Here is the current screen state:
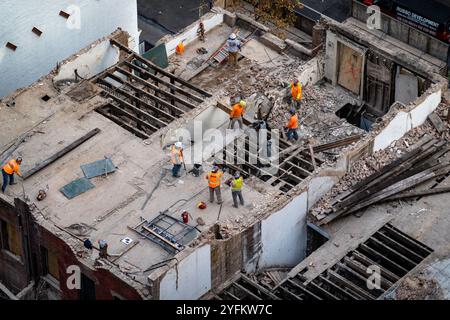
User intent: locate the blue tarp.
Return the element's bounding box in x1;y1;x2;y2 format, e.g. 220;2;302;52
60;178;95;199
81;158;116;179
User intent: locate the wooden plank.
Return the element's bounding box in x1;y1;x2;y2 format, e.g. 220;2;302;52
107;102;160;132
23;128;100;179
381;186;450;203
142;225;180;251
312;135;362;153
428;112;446;133
287;279;322;300
342;163;450;217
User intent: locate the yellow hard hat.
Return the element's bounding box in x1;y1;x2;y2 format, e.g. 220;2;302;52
240;100;246;108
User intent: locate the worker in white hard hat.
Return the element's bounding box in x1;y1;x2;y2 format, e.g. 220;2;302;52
171;141;184;177
226;32;241;65
229;100;246;129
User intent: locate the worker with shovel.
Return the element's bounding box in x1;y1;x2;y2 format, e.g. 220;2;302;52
206;165;223;204
2;157;23;194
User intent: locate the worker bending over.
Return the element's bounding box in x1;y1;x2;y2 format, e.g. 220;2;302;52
229;100;246;129
286;109;299;142
206;166;223;204
231;171;244;208
291;79;302;109
226;33;241;65
2;157;23;193
171;142;184;177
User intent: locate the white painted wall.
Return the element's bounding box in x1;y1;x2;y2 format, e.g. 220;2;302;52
159;245;211;300
0;0;139;98
373;89;442;151
54;40;120;81
162;12;224;57
259;192;308;268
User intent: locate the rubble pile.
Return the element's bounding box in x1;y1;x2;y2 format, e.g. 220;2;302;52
309;121;441;218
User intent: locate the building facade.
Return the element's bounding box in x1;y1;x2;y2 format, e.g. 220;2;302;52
0;0;139;98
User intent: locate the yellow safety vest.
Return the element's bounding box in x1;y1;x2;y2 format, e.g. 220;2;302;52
231;177;243;191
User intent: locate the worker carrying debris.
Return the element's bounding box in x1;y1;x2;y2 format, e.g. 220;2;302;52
291;79;302;109
2;157;23;193
226;33;241;65
286;109;299;141
171;142;184;177
231;171;245;208
206;165;223;204
229;100;246;129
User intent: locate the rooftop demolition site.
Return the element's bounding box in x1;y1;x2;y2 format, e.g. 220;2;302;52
1;4;450;300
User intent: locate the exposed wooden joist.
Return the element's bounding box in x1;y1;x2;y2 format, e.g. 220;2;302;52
98;80;168;128
123;61;205;103
115;66;197;111
107;102;160;132
97;107;150;139
102;73;180;119
130;53;212;97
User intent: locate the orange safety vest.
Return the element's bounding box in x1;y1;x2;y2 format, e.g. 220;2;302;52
286;114;298;129
291;82;302;101
207;171;222;188
2;159;20;175
176;42;185;55
230;103;244;119
171;146;183;165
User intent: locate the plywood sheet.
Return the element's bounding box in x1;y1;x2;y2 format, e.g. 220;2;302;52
338;44;363;94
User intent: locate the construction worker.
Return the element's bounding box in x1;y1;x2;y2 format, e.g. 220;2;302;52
226;33;241;65
2;157;22;193
291;79;302;109
229;100;246;129
175;41;185;55
231;171;244;208
171;142;184;177
286;109;299;142
206;165;223;204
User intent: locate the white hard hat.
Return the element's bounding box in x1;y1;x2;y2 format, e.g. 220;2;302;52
175;141;183;149
230;33;237;40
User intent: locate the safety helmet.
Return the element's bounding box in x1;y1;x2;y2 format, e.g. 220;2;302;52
239;100;246;108
290;108;296;115
197;201;207;209
175;141;183;149
230;33;237;40
212;165;219;172
16;156;23;162
234;171;241;178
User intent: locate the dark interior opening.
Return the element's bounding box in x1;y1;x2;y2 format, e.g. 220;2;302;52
41;95;51;102
335;103;379;132
306;222;329;257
